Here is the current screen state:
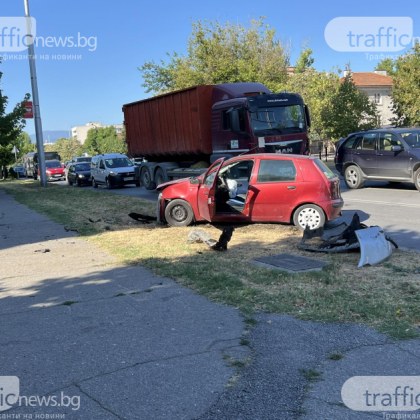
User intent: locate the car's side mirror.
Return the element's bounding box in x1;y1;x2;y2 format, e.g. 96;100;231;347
392;145;402;152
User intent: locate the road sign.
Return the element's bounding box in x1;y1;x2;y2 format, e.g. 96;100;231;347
23;101;33;119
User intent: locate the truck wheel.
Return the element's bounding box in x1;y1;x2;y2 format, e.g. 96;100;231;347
344;165;364;189
293;204;325;230
155;167;167;187
414;168;420;192
164;199;194;227
92;178;98;188
140;167;156;190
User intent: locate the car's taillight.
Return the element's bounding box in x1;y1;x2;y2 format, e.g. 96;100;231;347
330;179;341;199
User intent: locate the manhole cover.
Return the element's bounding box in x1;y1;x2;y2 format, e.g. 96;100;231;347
252;253;328;273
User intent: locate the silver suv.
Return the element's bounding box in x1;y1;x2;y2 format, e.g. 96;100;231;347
91;153;139;189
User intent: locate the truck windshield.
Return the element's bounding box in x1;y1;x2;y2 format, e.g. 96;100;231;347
250;105;305;136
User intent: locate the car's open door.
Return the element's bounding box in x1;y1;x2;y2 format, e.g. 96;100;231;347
197;158;224;222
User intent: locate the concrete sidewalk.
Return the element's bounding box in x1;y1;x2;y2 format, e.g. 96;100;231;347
0;189;246;419
1;188;420;419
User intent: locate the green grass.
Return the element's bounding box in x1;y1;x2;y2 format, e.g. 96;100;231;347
1;180;419;339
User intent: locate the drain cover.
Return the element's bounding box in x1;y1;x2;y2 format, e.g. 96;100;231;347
253;253;328;273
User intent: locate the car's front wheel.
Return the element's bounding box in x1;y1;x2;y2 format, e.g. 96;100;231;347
92;178;98;188
344;165;364;189
164;199;194;227
414;168;420;192
293;204;325;230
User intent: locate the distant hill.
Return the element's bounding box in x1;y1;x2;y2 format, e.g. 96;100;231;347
30;130;70;143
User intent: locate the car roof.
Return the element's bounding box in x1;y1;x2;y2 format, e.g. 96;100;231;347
226;153;315;162
346;127;420;137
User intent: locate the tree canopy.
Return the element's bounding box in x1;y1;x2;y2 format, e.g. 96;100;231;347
391;43;420;126
0;64;30;168
83;126;127;156
140;18;290;94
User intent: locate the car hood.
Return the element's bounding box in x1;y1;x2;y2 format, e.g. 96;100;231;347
47;168;64;173
156;177;192;191
107;167;135;174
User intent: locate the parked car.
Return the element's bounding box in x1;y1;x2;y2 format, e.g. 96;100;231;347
90;153;139;188
39;160;65;181
67;162;91;186
335;128;420;191
65;156;92;180
156;153;343;230
12;165;25;178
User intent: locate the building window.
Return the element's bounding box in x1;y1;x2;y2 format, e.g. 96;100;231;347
374;93;382;104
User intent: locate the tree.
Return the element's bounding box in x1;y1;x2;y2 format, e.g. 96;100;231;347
391;43;420;126
140;18;290;94
0;64;30;170
15;132;35;159
285;69;340;140
83;126;126;155
294;48;314;73
321;72;379;139
52;137;83;162
374;58;396;76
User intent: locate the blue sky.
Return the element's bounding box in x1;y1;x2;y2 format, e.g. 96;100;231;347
1;0;418;135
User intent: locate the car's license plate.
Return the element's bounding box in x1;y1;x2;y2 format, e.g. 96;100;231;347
124;177;134;181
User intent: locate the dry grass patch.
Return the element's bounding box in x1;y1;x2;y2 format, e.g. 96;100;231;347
2;180;419;338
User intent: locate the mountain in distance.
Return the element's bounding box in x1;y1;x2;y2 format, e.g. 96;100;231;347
30;130;71;143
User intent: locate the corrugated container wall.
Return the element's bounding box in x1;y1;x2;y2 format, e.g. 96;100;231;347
123;85;214;158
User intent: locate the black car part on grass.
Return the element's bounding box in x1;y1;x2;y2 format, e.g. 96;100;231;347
298;212;398;256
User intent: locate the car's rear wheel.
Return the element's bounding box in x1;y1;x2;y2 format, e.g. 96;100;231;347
92;178;98;188
164;199;194;227
293;204;325;230
414;168;420;192
344;165;364;189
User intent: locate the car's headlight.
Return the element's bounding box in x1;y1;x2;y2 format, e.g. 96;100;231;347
78;174;85;178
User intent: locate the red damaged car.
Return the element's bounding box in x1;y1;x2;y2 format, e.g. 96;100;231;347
157;154;343;230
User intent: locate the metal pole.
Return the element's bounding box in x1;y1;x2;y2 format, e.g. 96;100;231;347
24;0;47;187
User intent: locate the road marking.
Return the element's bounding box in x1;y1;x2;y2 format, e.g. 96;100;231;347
344;198;420;209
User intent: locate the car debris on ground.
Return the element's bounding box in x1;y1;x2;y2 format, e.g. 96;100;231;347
298;212;398;267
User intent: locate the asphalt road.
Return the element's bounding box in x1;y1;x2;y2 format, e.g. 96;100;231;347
54;178;420;251
339;179;420;251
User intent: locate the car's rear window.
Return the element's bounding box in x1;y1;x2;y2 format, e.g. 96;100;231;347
314;159;336;179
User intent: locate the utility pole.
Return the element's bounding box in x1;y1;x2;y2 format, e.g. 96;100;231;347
24;0;47;187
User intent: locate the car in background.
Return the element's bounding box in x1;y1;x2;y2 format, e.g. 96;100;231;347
335;128;420;191
39;160;65;182
12;164;25;178
157;153;343;230
67;162;91;186
90;153;139;188
65;156;92;179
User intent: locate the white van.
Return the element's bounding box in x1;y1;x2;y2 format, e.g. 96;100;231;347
91;153;139;188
